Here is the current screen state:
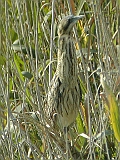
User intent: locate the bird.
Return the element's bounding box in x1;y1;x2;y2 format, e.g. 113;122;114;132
46;15;84;132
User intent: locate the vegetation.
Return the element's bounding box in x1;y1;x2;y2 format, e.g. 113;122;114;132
0;0;120;159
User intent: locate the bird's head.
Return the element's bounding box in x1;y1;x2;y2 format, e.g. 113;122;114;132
58;15;84;37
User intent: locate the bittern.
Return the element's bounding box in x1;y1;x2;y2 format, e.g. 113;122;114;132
47;15;84;131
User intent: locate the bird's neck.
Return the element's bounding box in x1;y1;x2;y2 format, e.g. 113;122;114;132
56;35;77;82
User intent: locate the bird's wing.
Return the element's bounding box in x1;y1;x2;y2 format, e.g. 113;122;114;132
47;74;62;115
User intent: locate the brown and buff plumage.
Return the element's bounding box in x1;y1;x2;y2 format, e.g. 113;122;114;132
47;15;84;131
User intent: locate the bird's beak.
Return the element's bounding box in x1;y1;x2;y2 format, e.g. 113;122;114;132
74;15;85;20
71;15;85;24
68;15;85;29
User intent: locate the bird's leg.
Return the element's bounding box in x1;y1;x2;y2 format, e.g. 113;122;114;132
64;127;74;159
64;127;69;160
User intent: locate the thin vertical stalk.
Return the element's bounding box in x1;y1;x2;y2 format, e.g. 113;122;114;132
49;0;55;84
5;0;13;159
92;0;110;159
